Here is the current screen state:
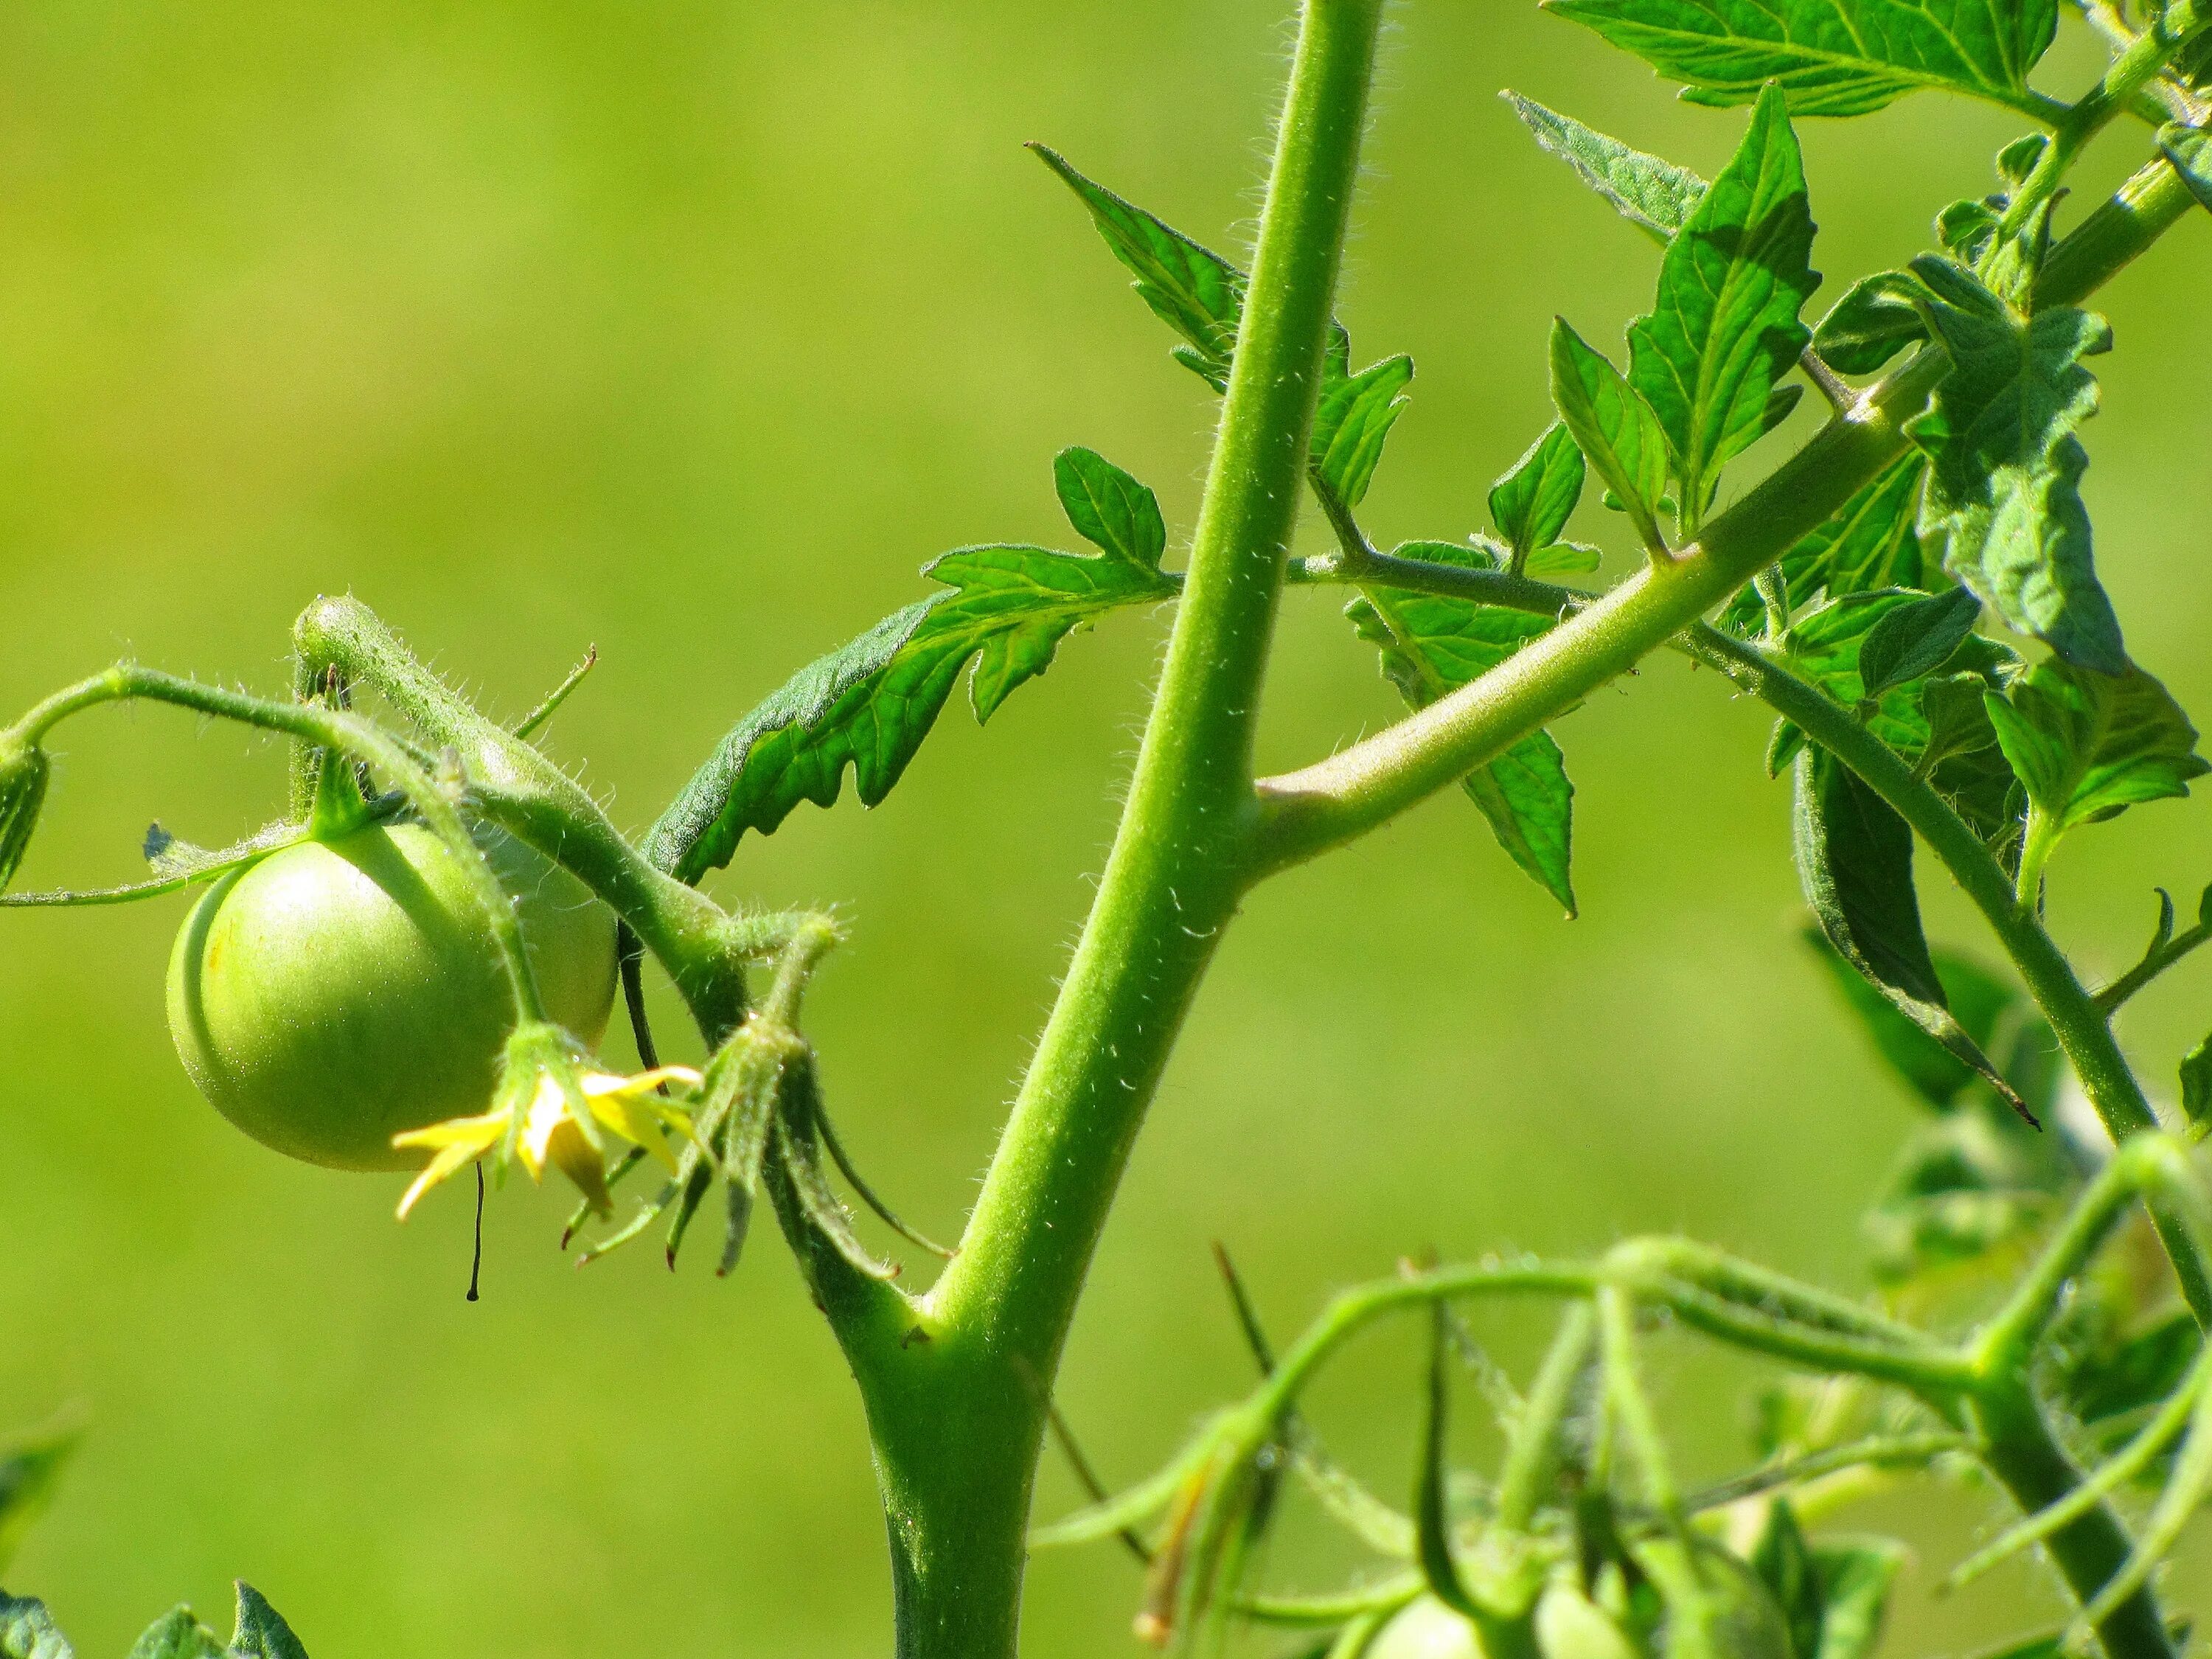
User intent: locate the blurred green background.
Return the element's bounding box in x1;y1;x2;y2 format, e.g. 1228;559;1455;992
2;1;2209;1652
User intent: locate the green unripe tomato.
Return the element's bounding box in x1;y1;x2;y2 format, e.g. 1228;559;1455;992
1368;1584;1641;1659
167;821;618;1172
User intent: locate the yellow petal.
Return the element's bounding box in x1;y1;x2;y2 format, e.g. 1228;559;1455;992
587;1091;681;1172
542;1116;613;1215
396;1141;481;1220
392;1109;509;1154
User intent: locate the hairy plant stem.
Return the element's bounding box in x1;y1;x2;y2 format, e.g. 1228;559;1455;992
846;6;1388;1653
10;665;551;1027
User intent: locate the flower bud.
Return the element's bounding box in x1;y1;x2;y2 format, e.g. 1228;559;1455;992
0;735;51;893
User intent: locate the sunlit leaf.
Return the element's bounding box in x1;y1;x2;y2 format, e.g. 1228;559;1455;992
1053;446;1167;568
1551;319;1671;554
1502;93;1708;240
1313;355;1416;509
1857;585;1982;700
1488;422;1587;564
1902;257;2125;674
0;1596;71;1659
1348;546;1576;913
1544;0;2059;117
1813;271;1927;377
125;1612;226;1659
1627;84;1820;526
649;535;1175;880
1985;658;2209;838
229;1586;310;1659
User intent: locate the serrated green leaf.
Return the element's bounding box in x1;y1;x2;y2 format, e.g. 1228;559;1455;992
1721;453;1927;636
1986;658;2209;838
1502;92;1709;240
1794;749;2026;1119
1544;0;2059;118
1313;355;1415;509
1489;423;1587;563
0;1425;77;1576
648;541;1175;880
229;1587;309;1659
1031;143;1242;387
1627;84;1820;528
0;1596;71;1659
1902;257;2126;673
1857;585;1982;700
1053;446;1166;569
1773;588;2016;771
2158;123;2212;215
1813;271;1927;376
1551;319;1671;555
125;1611;226;1659
1348;554;1576;913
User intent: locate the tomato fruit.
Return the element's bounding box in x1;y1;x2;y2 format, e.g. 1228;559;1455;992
167;821;618;1172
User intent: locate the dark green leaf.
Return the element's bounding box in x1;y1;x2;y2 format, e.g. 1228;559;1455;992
229;1587;310;1659
1986;658;2209;838
1550;319;1670;554
649;542;1175;880
1750;1500;1820;1659
1312;355;1415;509
1348;555;1576;913
0;1425;76;1575
1857;585;1982;700
1031;144;1242;387
2157;123;2212;215
1488;423;1587;563
1935;196;2003;262
1501;92;1708;239
1771;588;2016;773
0;1596;71;1659
1902;257;2125;673
1812;933;2056;1118
125;1611;226;1659
1721;454;1926;636
1809;1539;1906;1659
1794;750;2027;1119
1813;271;1927;376
1544;0;2060;117
1054;447;1167;568
1627;84;1820;526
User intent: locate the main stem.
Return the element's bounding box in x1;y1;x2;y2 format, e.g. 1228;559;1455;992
856;7;1385;1655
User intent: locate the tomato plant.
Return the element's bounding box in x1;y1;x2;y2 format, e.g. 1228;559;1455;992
5;1;2212;1655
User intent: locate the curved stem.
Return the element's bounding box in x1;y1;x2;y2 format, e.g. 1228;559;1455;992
16;665;550;1027
1680;625;2212;1325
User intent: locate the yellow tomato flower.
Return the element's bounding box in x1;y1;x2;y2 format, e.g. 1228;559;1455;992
392;1020;700;1220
